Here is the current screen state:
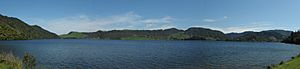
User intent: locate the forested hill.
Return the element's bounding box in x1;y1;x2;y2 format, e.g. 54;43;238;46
0;14;59;40
282;31;300;44
61;27;227;40
226;30;292;42
61;27;293;42
61;27;292;42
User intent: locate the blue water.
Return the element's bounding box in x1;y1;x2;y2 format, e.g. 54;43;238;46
0;39;299;69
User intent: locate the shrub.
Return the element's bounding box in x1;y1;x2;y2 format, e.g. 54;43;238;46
267;66;272;69
23;52;36;69
0;52;23;69
297;53;300;57
0;52;38;69
279;61;284;65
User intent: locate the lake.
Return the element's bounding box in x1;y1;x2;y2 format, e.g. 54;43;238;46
0;39;299;69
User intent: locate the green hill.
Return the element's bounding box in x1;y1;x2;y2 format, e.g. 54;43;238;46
184;27;227;40
226;30;292;42
282;31;300;44
0;14;59;40
60;32;87;39
61;27;228;40
61;27;293;42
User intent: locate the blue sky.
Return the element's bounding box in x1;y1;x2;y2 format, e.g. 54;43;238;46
0;0;299;34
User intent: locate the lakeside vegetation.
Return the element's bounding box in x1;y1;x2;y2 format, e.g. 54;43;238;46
282;31;300;44
0;52;36;69
270;53;300;69
270;31;300;69
120;36;158;40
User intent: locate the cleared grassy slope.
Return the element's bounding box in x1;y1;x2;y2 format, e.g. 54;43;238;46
60;32;87;39
0;63;11;69
273;57;300;69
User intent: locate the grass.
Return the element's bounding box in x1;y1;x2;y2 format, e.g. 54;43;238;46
271;54;300;69
0;52;22;69
0;63;11;69
60;32;87;39
0;52;36;69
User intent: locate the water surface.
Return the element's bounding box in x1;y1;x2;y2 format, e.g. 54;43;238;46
0;39;299;69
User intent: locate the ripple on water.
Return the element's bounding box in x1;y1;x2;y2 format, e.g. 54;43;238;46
0;40;300;69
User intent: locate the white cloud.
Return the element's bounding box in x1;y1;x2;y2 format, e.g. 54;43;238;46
37;12;175;34
202;19;216;22
223;16;229;19
202;16;229;23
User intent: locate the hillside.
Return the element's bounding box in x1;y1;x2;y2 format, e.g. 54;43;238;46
226;30;292;42
60;32;87;39
61;27;292;42
60;27;227;40
0;14;59;40
282;31;300;44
